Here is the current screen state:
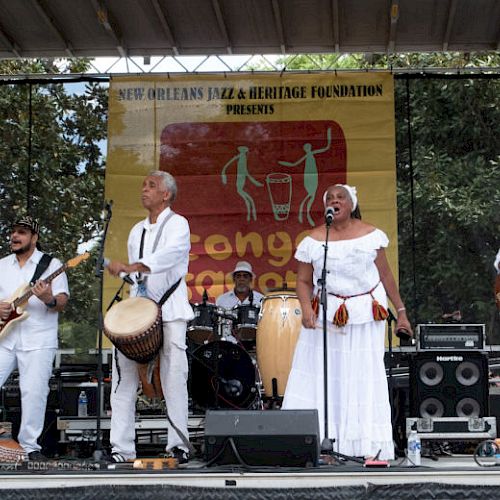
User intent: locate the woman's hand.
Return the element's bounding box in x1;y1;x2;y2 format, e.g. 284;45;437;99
396;310;413;337
301;303;317;329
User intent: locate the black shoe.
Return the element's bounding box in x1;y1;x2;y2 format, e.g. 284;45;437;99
167;447;189;465
28;451;47;461
110;452;129;463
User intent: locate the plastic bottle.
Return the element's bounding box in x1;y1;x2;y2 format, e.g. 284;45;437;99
78;390;88;417
407;430;421;466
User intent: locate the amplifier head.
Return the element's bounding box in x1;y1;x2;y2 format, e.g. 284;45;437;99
416;324;485;351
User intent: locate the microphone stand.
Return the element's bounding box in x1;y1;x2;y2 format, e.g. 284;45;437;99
93;200;113;460
386;308;396;430
319;215;333;454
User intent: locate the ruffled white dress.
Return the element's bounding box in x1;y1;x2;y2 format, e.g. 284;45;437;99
282;229;394;460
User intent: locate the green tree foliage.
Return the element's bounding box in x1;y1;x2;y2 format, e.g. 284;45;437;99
396;76;499;326
270;52;500;329
0;59;107;352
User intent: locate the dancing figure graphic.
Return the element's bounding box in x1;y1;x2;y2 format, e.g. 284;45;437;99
278;127;332;226
221;146;263;221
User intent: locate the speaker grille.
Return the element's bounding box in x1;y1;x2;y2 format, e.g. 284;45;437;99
419;361;444;386
456;397;481;418
419;397;445;418
410;351;488;418
456;361;480;386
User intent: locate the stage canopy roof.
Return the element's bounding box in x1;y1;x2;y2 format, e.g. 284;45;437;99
0;0;498;59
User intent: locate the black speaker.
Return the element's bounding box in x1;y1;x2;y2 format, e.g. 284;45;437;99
204;410;320;467
410;351;489;418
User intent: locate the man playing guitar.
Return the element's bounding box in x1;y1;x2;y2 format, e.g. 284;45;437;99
0;216;69;460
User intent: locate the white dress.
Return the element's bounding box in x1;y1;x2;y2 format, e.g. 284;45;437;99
282;229;394;460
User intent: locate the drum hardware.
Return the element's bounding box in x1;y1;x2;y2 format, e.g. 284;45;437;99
189;341;259;410
233;304;260;348
188;303;241;345
187;302;218;344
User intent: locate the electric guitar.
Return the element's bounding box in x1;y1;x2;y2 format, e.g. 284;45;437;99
0;252;90;340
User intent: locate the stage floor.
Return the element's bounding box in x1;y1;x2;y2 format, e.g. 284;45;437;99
1;455;500;490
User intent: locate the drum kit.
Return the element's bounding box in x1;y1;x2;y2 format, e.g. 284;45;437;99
103;289;303;413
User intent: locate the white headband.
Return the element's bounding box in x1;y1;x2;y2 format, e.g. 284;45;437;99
322;184;358;212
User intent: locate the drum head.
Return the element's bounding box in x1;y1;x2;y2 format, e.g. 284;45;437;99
190;341;256;410
104;297;159;336
234;304;259;343
187;303;218;344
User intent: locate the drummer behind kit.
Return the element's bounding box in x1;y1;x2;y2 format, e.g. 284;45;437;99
187;288;303;410
187;290;260;347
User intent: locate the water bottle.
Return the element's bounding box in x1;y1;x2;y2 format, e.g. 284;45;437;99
407;430;421;466
78;390;88;417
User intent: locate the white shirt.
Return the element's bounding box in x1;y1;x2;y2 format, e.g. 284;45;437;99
295;229;389;325
216;289;264;310
495;249;500;273
127;207;194;322
0;249;69;350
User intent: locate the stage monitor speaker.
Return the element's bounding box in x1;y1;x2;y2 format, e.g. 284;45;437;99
409;351;489;418
204;409;320;467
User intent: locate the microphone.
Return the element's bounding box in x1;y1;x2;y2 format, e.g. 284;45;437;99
101;200;113;221
103;258;134;285
202;289;208;304
248;289;254;306
325;207;335;226
396;328;412;341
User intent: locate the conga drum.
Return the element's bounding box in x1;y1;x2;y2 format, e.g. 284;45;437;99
104;297;163;364
256;290;302;397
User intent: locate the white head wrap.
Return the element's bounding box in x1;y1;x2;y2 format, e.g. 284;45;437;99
322;184;358;212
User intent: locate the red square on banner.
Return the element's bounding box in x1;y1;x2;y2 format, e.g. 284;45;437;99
160;120;346;299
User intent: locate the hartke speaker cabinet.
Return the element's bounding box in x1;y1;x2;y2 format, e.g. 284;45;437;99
409;351;489;418
204;410;320;467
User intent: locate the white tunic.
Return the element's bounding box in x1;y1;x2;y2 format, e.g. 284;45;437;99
282;229;394;460
127;207;194;322
0;249;69;350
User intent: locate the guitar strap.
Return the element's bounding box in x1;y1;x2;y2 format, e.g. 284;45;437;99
30;254;53;285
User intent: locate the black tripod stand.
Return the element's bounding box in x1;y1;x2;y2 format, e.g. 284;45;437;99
92;200;113;461
317;210;364;465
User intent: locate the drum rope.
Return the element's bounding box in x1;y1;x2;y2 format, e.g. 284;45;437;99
136;210;175;287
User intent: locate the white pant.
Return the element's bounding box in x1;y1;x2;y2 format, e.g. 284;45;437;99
110;320;189;460
0;346;56;454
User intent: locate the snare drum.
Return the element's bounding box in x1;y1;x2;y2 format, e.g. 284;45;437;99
104;297;162;364
187;303;218;344
256;290;302;397
190;341;257;409
234;304;260;343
